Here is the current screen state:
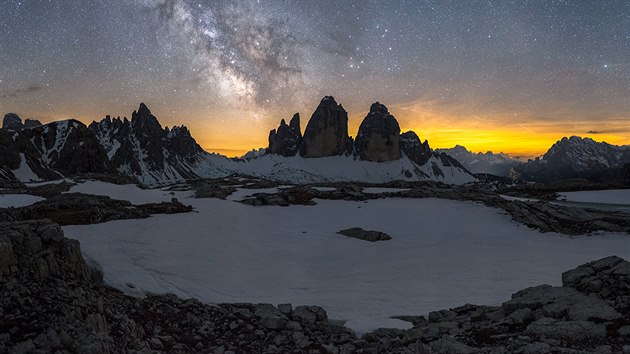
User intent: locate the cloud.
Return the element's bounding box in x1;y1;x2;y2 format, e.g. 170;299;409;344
0;85;43;98
142;0;307;107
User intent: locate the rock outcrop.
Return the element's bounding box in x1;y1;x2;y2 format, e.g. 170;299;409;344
519;136;630;183
1;114;41;130
337;227;392;242
354;102;401;162
2;221;629;353
299;96;351;158
0;193;192;225
23;119;42;128
0;120;110;180
267;113;302;156
400;131;432;165
0;220;358;353
2;113;23;130
88;103;209;184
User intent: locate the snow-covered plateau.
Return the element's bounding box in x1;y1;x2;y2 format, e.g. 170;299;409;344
62;182;630;333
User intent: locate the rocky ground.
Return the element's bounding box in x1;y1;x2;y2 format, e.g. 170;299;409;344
188;177;630;235
1;219;630;353
0;193;192;226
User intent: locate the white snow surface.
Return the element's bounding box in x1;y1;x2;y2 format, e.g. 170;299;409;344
558;189;630;205
63;182;630;333
0;194;45;208
66;181;192;204
12;153;42;182
224;154;475;185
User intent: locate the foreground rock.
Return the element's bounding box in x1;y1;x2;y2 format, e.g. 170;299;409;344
338;227;392;242
0;220;359;353
0;193;192;225
1;220;630;353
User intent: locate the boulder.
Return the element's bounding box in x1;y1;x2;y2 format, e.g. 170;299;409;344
337;227;392;242
299;96;351;158
502;284;621;322
354;102;401;162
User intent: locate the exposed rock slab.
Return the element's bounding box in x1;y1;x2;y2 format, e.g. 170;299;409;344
337;227;392;242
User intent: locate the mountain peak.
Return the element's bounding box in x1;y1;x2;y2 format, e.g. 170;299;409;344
131;103;162;130
369;102;389;114
2;113;23;130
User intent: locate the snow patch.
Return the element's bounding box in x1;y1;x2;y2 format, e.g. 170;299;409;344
0;194;45;208
11;153;41;182
63;194;630;333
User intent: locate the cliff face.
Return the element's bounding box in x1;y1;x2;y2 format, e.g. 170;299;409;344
299;96;351;158
354;102;401;162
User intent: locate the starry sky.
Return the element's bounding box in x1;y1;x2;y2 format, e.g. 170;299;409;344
1;0;629;157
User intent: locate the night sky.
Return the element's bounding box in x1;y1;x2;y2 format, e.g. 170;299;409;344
1;0;629;157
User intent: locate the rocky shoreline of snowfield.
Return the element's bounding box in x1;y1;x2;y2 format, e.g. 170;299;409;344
179;176;630;235
1;219;630;353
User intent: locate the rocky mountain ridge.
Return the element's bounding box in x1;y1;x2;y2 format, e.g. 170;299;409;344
518;136;630;183
436;145;522;177
4;102;628;186
88;103;210;184
1;99;475;185
262;97;473;183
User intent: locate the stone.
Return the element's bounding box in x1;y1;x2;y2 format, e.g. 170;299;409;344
507;307;534;325
429;335;476;354
149;337;163;350
293;306;327;324
354;102;401;162
278;303;293;315
337;227;392;242
254;303;287;329
428;309;457;323
525;318;607;339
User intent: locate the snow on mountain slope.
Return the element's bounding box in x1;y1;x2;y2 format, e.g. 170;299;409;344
0;193;45;208
63;188;630;333
519;136;630;182
88;104;234;185
436;145;521;176
226;153;475;185
11;153;42;182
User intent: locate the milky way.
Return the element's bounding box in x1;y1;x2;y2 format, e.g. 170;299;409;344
1;0;629;155
143;0;307;106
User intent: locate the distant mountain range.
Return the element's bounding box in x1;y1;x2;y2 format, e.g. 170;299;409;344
435;146;522;177
2;99;628;186
437;137;630;184
517;136;630;183
0;97;474;185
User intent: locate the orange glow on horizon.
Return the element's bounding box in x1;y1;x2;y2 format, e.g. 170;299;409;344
28;101;629;159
